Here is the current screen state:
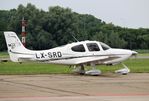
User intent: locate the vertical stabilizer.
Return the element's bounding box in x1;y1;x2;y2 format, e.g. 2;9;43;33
4;31;28;62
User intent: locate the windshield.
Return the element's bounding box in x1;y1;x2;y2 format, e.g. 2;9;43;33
100;42;111;50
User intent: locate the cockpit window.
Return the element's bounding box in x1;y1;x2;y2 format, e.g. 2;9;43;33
87;43;100;51
71;44;85;52
100;42;111;50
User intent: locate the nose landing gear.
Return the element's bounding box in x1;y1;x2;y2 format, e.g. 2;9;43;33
115;63;130;75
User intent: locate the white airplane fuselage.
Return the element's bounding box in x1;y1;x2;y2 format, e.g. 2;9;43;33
4;32;137;75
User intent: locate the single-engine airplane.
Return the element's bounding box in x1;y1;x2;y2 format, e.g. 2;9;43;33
4;31;137;75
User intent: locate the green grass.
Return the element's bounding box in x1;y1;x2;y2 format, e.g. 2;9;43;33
138;53;149;56
0;58;149;75
0;51;149;75
98;58;149;73
0;62;70;75
0;52;8;58
134;49;149;53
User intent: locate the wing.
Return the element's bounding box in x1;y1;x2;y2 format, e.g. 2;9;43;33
47;55;119;65
74;55;120;65
74;56;109;64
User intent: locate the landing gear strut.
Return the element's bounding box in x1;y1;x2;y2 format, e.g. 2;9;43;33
72;65;85;75
79;65;85;75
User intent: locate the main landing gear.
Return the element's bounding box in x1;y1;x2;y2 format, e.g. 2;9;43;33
73;63;101;76
85;63;101;76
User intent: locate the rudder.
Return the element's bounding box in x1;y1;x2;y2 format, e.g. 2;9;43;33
4;31;27;62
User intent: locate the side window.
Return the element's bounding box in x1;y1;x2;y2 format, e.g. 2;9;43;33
87;43;100;51
71;44;85;52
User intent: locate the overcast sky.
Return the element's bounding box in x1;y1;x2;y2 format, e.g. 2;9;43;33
0;0;149;28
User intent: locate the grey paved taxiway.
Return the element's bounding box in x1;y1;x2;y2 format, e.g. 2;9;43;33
0;73;149;101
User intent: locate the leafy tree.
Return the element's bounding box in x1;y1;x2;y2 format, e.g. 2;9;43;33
0;3;149;51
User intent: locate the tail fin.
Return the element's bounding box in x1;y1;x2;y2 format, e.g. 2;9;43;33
4;31;28;62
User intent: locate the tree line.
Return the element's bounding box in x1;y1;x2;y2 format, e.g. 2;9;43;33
0;3;149;51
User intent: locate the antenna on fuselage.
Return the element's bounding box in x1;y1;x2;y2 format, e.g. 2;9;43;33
70;33;79;42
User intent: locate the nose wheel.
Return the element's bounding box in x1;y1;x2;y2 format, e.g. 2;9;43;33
115;63;130;75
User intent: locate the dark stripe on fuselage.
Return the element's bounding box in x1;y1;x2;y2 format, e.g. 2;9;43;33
9;50;127;61
9;50;34;55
